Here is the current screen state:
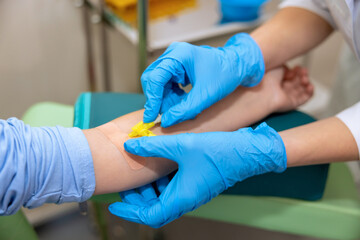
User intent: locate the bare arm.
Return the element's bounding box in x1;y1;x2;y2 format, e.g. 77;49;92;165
249;9;359;167
85;83;273;195
281;117;359;167
251;7;334;70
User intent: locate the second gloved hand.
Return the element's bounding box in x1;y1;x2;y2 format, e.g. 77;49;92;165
109;123;287;228
141;33;265;127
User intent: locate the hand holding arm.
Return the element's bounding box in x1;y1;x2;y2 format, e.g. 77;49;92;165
141;7;332;127
109;123;286;228
141;33;265;127
88;66;312;195
112;104;360;228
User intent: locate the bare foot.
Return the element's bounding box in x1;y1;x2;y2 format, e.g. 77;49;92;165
262;66;314;112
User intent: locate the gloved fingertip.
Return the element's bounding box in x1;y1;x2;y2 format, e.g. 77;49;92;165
143;116;152;124
124;139;138;154
108;203;115;209
160;120;170;128
108;202;123;214
143;109;157;123
139;185;157;202
160;113;177;128
157;177;170;193
118;192;126;200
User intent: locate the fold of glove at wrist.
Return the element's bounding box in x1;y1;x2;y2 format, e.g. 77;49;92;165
109;123;286;228
223;33;265;87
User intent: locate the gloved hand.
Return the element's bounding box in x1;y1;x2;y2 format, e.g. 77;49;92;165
117;176;170;211
108;123;286;228
141;33;265;127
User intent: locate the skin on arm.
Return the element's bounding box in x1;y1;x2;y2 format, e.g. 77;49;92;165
251;7;334;70
281;117;359;167
83;67;313;195
249;8;357;165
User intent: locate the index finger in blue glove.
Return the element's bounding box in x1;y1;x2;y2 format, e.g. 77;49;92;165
109;202;146;225
124;136;181;163
159;82;186;114
138;184;157;203
119;182;158;207
119;190;147;206
142;59;185;123
118;177;169;210
156;176;169;194
161;88;203;127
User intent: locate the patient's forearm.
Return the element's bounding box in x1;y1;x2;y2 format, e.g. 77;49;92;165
280;117;359;167
251;7;333;70
122;85;274;135
84;80;277;195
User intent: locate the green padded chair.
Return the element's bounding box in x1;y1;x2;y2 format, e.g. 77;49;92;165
20;101;360;240
0;211;38;240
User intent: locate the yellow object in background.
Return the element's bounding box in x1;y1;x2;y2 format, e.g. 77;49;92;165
105;0;197;27
128;121;157;138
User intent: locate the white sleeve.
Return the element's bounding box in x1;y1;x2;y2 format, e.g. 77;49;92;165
279;0;337;29
336;101;360;158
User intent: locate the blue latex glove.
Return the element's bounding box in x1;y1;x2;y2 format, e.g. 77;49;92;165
109;123;286;228
141;33;265;127
118;177;170;209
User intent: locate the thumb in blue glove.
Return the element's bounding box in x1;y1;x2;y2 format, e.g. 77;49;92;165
141;33;265;127
108;123;286;228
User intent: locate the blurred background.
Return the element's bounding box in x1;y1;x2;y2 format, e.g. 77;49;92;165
1;0;359;239
0;0;348;119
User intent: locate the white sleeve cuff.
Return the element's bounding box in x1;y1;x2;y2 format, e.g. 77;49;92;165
279;0;337;29
336;101;360;159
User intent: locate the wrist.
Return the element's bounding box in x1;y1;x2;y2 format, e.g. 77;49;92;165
229;124;287;185
249;123;287;174
244;76;281;114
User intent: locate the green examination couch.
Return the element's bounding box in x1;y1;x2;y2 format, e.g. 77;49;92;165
1;92;360;240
